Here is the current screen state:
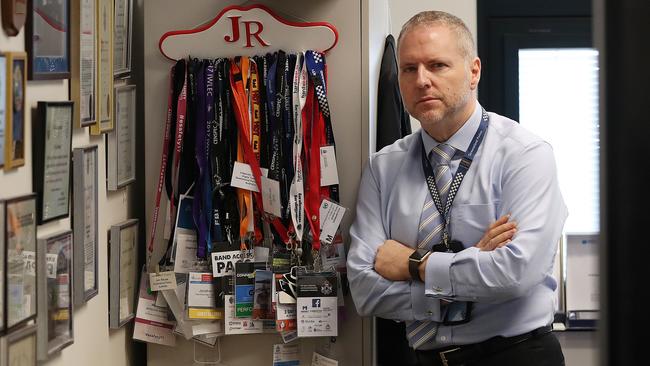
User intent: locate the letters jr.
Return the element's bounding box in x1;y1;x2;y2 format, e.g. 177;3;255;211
225;16;270;48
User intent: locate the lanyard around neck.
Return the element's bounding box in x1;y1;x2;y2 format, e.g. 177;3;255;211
420;109;489;247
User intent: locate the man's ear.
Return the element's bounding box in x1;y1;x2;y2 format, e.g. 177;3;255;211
470;57;481;90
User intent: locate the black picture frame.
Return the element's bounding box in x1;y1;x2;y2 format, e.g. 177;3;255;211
26;0;71;80
72;145;99;305
32;101;74;224
37;229;74;360
108;218;138;329
3;193;38;333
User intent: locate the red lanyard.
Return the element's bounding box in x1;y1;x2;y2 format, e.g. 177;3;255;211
146;67;175;259
230;58;291;246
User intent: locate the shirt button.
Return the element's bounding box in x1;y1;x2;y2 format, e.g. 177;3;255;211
440;336;447;342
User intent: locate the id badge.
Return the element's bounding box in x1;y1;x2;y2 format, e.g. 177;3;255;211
431;239;474;325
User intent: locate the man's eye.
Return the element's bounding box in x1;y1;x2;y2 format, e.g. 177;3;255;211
432;63;447;69
402;67;416;73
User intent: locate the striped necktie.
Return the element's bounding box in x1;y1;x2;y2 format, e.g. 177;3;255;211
406;143;456;349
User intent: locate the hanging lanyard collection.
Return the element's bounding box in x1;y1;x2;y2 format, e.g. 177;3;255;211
146;51;340;272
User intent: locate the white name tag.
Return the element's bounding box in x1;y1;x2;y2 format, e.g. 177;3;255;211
231;161;260;192
312;352;339;366
210;250;254;277
319;199;346;245
149;271;178;291
320;146;339;187
262;176;282;217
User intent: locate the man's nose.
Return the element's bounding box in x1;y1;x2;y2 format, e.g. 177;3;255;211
415;65;431;89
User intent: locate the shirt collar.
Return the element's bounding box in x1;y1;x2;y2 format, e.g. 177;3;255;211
420;100;482;157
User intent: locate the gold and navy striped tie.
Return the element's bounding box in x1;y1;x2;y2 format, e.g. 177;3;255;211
406;143;455;350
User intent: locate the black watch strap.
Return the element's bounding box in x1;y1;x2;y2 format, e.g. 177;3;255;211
409;249;429;282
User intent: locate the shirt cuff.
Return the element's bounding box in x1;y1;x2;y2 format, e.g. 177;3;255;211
424;251;455;298
411;281;443;321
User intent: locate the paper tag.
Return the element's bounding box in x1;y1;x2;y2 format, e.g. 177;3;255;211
254;246;270;262
173;232;198;273
281;330;298;343
261;167;269;177
46;254;58;279
210;250;254;277
320;146;339;186
231;161;260;192
261;176;282;217
150;271;178;291
273;343;300;366
319;199;346;244
312;352;339;366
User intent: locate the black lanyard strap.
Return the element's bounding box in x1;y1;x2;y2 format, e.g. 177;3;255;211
420;109;489;248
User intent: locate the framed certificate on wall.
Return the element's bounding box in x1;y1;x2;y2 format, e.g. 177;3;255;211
109;219;138;328
4;52;27;170
90;0;113;135
72;145;99;305
26;0;71;80
3;193;37;332
70;0;98;128
107;84;135;190
32;101;73;224
0;54;6;168
3;323;37;366
113;0;132;77
37;230;74;360
0;200;4;335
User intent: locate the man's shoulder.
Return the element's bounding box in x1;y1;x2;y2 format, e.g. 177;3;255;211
487;111;547;151
373;131;419;158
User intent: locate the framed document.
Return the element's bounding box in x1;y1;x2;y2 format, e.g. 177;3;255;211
0;54;6;168
3;323;37;366
72;145;99;305
26;0;71;80
90;0;113;135
70;0;98;128
3;193;37;331
113;0;132;77
32;101;74;224
1;0;27;37
109;219;138;328
0;200;4;334
107;84;135;190
4;52;27;170
37;230;74;360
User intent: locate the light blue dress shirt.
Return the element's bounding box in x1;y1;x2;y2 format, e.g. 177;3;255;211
347;101;568;349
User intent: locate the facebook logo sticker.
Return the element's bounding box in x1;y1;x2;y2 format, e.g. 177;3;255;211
312;299;321;308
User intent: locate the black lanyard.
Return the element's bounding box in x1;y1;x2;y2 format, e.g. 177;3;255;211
420;109;489;249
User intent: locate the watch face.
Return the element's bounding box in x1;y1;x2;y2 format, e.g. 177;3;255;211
410;249;429;261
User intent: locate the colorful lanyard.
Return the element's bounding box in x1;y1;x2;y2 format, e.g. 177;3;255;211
289;53;308;245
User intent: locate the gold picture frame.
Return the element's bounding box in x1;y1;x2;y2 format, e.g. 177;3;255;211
90;0;113;135
70;0;98;128
4;51;27;170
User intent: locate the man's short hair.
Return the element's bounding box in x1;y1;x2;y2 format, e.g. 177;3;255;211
397;11;476;61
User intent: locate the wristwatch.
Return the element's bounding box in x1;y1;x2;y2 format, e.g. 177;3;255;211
409;248;431;282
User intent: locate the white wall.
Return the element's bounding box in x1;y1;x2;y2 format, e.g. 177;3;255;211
144;0;365;364
0;17;135;366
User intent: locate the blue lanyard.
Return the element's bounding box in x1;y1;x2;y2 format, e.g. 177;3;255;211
420;109;489;248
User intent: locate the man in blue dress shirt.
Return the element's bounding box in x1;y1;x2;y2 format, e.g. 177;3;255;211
347;11;567;366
